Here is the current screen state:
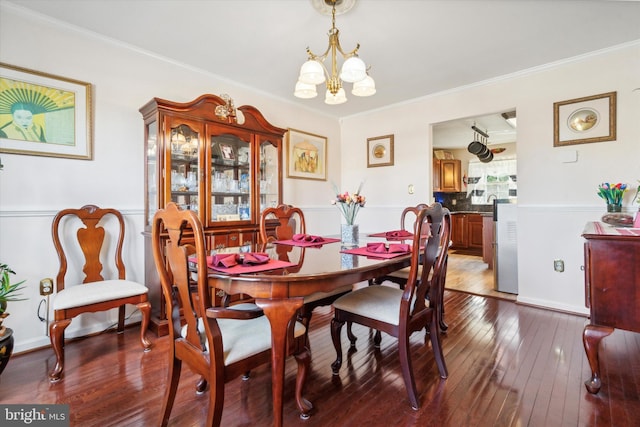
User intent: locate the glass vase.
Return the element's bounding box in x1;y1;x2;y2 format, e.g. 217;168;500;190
606;204;622;213
341;224;359;246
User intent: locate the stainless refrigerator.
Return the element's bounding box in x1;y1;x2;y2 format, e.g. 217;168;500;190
493;200;518;294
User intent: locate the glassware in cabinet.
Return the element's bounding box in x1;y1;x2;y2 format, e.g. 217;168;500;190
258;137;280;215
209;133;252;224
168;123;201;214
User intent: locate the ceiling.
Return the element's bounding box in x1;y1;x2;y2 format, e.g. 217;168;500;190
5;0;640;147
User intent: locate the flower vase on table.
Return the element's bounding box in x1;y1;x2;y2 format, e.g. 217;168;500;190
598;182;632;226
606;204;622;213
341;224;359;246
332;182;366;247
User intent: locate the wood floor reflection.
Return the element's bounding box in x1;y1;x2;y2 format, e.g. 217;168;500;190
3;286;639;426
445;252;517;301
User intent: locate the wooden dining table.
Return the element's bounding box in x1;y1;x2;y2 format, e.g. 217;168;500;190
205;235;413;427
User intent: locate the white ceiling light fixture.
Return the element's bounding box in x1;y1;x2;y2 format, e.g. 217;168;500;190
295;0;375;105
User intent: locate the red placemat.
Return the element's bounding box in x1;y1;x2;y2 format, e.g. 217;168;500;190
190;256;296;274
274;237;341;247
368;230;414;240
341;245;411;259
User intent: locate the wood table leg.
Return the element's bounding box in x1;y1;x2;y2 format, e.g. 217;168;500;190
582;323;614;394
256;297;304;427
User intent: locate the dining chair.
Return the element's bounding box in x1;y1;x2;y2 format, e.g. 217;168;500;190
371;203;451;332
330;202;450;410
259;204;353;336
152;203;311;426
48;205;152;382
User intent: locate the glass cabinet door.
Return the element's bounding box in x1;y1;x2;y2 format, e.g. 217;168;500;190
167;121;201;213
145;120;158;227
258;137;280;215
209;132;251;225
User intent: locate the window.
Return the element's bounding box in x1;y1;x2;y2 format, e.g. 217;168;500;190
467;157;517;205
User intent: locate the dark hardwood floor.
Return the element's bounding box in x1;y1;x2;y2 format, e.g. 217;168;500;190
2;286;639;427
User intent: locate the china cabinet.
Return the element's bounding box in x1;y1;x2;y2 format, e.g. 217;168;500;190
140;94;285;335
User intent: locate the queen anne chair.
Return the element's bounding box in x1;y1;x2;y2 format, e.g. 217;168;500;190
48;205;152;382
330;203;450;409
152;203;311;426
259;204;353;335
370;203;451;332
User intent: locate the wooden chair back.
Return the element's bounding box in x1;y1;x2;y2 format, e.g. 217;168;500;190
259;204;306;243
402;203;449;324
52;205;128;289
400;203;429;232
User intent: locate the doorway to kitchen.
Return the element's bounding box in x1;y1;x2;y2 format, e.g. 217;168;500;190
432;110;518;299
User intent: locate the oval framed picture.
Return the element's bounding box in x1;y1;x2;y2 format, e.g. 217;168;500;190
553;91;616;146
367;134;394;167
567;108;599;132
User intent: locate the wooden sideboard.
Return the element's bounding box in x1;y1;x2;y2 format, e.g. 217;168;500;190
582;222;640;393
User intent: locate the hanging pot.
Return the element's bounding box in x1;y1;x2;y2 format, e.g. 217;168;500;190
468;132;485;154
476;137;490;156
479;150;494;163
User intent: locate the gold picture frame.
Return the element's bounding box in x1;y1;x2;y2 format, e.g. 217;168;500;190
553;91;616;147
0;62;93;159
286;128;327;181
367;134;394;167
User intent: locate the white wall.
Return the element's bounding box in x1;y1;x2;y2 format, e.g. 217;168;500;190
0;5;341;353
1;4;639;354
341;42;640;314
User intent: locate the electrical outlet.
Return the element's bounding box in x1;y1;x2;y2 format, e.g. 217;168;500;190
40;278;54;295
553;259;564;273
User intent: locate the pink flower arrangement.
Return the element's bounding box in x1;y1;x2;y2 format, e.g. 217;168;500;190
331;182;366;225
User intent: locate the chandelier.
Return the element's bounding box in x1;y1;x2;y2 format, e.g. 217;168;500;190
294;0;375;105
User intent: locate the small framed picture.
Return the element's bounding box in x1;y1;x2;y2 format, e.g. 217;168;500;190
367;134;394;167
286;128;327;181
219;143;235;160
553;91;616;147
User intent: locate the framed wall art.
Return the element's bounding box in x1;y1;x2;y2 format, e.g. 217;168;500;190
286;128;327;181
0;62;93;159
553;91;616;147
367;134;394;167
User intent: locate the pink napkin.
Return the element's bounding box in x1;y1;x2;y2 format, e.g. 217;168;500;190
292;233;325;243
366;242;410;254
385;230;413;238
208;252;270;268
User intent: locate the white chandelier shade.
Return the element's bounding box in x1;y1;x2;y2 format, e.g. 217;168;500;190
294;81;318;99
325;87;347;105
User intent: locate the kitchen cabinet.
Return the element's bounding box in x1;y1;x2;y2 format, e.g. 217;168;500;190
433;159;461;192
582;222;640;394
140;94;285;335
450;212;483;255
